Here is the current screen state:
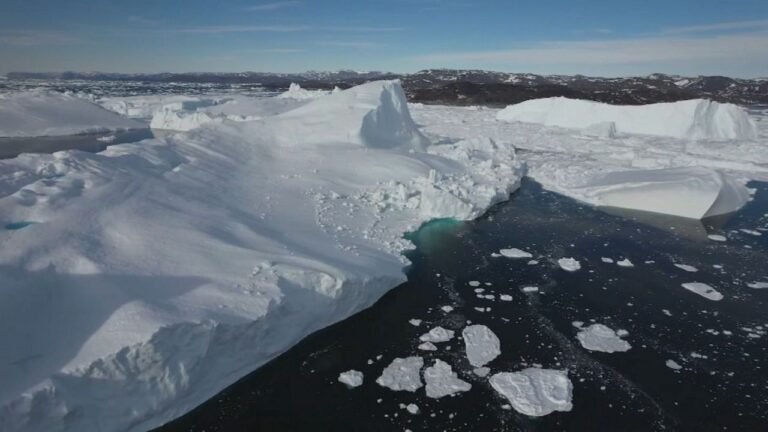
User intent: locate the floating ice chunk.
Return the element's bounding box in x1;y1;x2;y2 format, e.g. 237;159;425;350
616;259;634;268
747;281;768;289
601;257;614;263
420;326;455;343
666;360;683;370
681;282;724;301
463;325;501;367
441;305;454;313
499;248;533;259
674;264;698;272
405;403;420;415
338;370;364;388
708;234;727;242
424;359;472;399
376;357;424;392
489;368;573;417
573;167;751;220
409;319;422;326
468;281;481;287
521;286;539;293
576;324;632;353
500;294;513;301
418;342;438;351
558;258;581;272
496;97;758;140
473;367;490;377
740;229;762;236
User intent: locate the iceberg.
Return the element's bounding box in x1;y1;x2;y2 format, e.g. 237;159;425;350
496;97;758;140
572;167;751;220
0;91;144;138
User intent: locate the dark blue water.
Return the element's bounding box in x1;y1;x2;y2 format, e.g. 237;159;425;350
157;179;768;432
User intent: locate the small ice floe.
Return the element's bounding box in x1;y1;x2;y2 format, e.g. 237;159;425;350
406;403;420;415
747;281;768;289
528;260;539;265
674;264;698;273
418;342;438;351
97;134;116;143
681;282;724;301
463;325;501;367
469;281;481;287
601;257;614;263
489;368;573;417
576;324;631;353
740;229;762;236
500;294;514;301
616;259;634;268
420;326;455;343
521;286;539;293
376;357;424;392
409;319;422;327
499;248;533;259
558;258;581;272
338;370;364;388
473;367;490;377
424;359;472;399
707;234;727;242
666;360;683;370
441;305;454;313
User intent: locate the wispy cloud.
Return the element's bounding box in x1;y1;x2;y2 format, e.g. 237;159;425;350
663;18;768;34
247;1;302;11
0;30;79;46
127;15;162;26
166;25;401;34
414;33;768;65
315;41;385;48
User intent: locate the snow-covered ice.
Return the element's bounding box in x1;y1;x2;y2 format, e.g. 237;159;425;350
0;91;144;137
462;325;501;367
499;248;533;258
277;83;337;100
489;368;573;417
747;281;768;289
423;359;472;399
496;97;758;140
616;259;634;268
419;326;455;343
338;370;364;388
576;324;632;353
0;81;524;431
681;282;724;301
418;342;438;351
376;357;424;392
674;264;699;272
666;360;683;370
708;234;728;242
558;258;582;272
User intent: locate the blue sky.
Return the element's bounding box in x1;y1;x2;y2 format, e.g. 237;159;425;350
1;0;767;77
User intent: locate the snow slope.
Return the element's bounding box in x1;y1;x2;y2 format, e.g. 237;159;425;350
0;81;523;431
0;92;145;137
496;97;758;140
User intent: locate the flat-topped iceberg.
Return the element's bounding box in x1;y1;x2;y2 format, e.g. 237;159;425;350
496;97;758;140
0;91;144;137
572;166;751;220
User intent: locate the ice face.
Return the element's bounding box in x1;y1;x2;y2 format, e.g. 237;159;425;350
489;368;573;417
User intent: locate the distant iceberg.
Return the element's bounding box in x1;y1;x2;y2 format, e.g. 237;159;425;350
496;97;758;140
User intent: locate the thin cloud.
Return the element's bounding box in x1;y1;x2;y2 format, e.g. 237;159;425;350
247;1;302;11
0;30;79;46
167;25;401;34
663;18;768;34
414;33;768;65
316;41;385;48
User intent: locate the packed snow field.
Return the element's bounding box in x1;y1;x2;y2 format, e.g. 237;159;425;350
0;80;766;431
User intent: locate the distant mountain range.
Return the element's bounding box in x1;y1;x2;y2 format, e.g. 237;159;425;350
7;69;768;106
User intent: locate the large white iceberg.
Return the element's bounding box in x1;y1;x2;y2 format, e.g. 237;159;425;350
0;91;144;137
571;166;751;219
0;81;523;432
496;97;758;140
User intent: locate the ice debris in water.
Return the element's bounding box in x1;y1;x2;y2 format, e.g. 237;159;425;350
674;264;698;272
418;342;438;351
666;360;683;370
463;325;501;367
338;370;364;388
420;326;455;343
747;281;768;289
499;248;533;259
521;286;539;293
468;281;481;287
441;305;454;313
409;319;422;326
489;368;573;417
707;234;727;242
681;282;724;301
616;259;634;268
558;257;581;272
601;257;614;263
500;294;513;301
424;359;472;399
576;324;632;353
406;403;420;415
376;357;424;392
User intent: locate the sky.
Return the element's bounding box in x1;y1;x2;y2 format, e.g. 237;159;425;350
1;0;767;77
